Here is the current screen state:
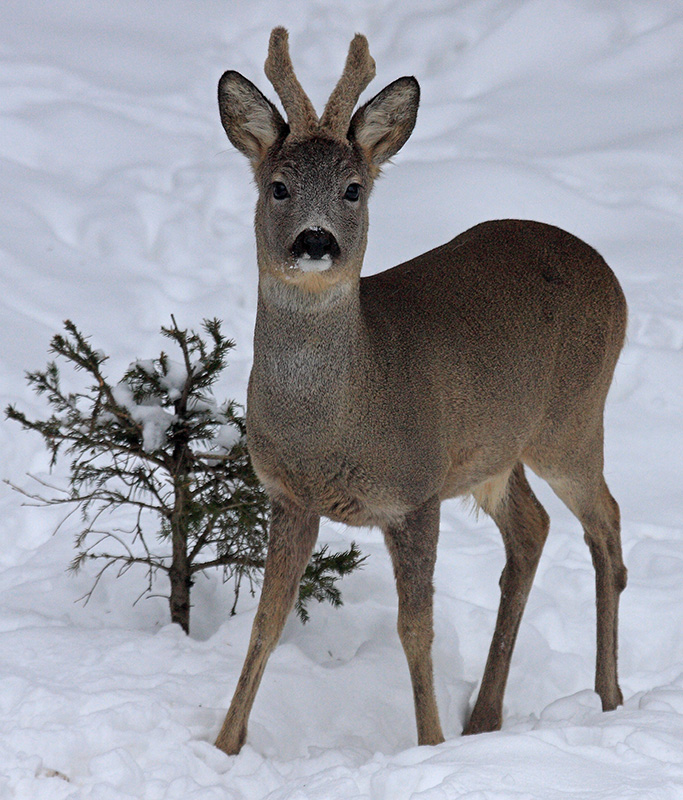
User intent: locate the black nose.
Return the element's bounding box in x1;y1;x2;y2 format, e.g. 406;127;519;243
291;228;340;260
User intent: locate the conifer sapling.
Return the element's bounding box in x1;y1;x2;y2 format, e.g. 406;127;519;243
6;319;364;634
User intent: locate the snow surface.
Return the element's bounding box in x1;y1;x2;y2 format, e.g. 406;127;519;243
1;1;683;797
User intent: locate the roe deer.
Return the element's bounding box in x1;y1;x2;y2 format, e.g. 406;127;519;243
215;27;627;755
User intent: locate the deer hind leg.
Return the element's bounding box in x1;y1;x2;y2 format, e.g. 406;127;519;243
215;498;319;755
464;463;550;735
384;495;445;746
549;473;626;711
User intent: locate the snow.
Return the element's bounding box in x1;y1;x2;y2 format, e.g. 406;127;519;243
1;1;683;797
295;253;334;273
156;359;189;401
215;423;242;452
111;379;176;453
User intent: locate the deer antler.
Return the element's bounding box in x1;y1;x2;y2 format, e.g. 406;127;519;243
264;27;318;137
320;33;376;137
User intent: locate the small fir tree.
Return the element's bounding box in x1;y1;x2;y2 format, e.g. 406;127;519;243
6;319;363;634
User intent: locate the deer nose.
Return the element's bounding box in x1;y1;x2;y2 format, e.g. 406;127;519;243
291;228;340;260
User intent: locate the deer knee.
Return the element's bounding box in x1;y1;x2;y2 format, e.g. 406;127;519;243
583;529;627;595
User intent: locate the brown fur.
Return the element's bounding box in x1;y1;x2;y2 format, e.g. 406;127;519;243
264;27;318;136
319;33;376;136
215;29;628;756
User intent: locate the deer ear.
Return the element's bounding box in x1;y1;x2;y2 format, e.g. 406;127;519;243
348;76;419;168
218;70;288;165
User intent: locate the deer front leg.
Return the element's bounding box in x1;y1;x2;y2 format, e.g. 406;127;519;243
215;498;319;755
384;495;445;746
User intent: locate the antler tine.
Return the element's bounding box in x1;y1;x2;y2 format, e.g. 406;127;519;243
264;27;318;137
320;33;376;137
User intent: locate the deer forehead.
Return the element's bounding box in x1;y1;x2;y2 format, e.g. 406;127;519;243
258;136;369;189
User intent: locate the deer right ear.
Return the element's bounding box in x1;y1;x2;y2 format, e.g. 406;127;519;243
218;71;288;165
348;76;420;170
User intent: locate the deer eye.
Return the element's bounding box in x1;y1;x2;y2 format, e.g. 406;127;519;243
344;183;361;202
271;181;290;200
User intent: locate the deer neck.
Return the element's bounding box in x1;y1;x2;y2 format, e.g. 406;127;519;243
250;273;364;418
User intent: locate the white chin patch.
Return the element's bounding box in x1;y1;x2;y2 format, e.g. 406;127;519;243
295;254;333;273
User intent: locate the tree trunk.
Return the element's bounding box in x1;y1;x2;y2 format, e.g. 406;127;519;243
169;552;191;634
169;467;192;634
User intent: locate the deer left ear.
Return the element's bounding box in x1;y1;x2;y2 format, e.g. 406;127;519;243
218;70;289;166
348;76;420;169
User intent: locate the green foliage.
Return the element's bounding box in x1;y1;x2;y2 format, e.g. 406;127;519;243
6;319;364;633
296;544;365;623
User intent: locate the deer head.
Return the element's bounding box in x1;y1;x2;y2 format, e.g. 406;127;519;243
218;27;419;294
